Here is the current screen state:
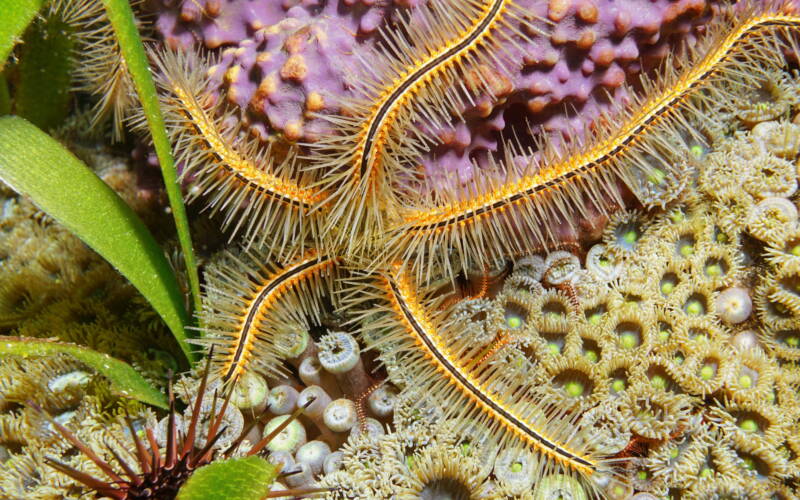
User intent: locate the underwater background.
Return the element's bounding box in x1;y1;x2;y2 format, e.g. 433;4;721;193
2;0;800;498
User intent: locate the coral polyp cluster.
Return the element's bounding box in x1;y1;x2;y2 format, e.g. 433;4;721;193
313;104;800;497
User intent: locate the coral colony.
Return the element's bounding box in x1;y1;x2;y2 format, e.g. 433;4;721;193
5;0;800;499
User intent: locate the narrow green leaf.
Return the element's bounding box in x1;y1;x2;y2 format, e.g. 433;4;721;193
101;0;201;323
0;0;44;70
0;337;167;409
0;115;193;363
177;456;279;500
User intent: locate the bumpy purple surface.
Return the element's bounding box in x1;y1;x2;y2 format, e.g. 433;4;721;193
147;0;717;181
421;0;716;183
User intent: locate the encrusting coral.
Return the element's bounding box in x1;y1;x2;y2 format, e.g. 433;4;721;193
146;0;719;174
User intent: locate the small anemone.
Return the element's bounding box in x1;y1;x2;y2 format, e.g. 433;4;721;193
711;189;755;235
764;228;800;268
753;281;798;330
399;443;486;499
724;348;776;399
710;397;787;447
440;419;499;481
697;151;748;200
689;440;739;483
603;211;649;257
661;345;690;369
295;440;331;476
751;120;800;159
578;401;631;456
760;327;800;361
681;341;735;396
639;355;685;395
608;306;653;353
580;292;612;328
229;370;269;413
647;419;713;483
323;398;357;433
598;476;633;500
655;264;686;300
503;271;544;300
742;152;797;200
268;385;299;415
672;280;716;319
545;356;607;412
393;391;444;440
735;72;794;126
448;298;497;346
317;331;361;374
542;251;580;286
636;161;693;210
647;307;681;351
714;287;752;324
601;353;641;399
367;384;398;419
576;328;606;364
492;447;536;495
703;222;740;249
729;436;787;482
532;473;587;500
747;196;798;245
584;244;623;283
535;289;574;339
348;417;385;440
276;328;310;360
728;329;760;352
513;255;546;282
695;245;740;289
658;202;698;228
629;457;664;493
491;291;536;334
672;230;702;261
767;266;800;315
622;385;693;440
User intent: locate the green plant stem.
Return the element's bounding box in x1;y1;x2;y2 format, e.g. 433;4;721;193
0;73;9;115
15;15;74;129
101;0;201;327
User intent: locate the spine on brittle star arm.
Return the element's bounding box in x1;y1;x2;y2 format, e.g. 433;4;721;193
384;2;800;283
193;248;340;384
148;48;329;255
355;0;507;182
346;264;614;485
306;0;546;256
170;84;325;208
